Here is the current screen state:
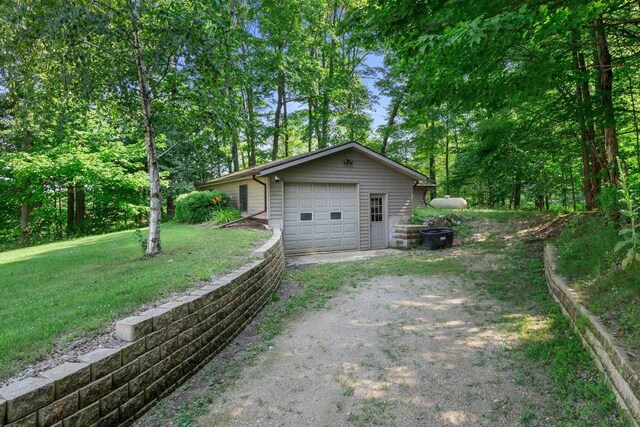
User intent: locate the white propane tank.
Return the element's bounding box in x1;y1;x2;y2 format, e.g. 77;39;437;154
429;195;468;210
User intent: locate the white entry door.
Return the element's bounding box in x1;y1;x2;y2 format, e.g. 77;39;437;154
283;183;358;253
370;194;387;249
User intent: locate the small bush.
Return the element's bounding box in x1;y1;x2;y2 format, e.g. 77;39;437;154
211;208;241;225
175;191;230;224
596;184;623;218
555;215;619;279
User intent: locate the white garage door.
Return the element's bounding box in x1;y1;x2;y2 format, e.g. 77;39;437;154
283;183;358;253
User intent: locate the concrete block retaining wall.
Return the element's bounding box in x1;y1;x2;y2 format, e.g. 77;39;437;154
391;224;428;249
544;245;640;426
0;230;284;427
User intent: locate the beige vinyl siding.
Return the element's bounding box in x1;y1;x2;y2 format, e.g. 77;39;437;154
267;148;414;249
201;177;267;219
412;187;427;209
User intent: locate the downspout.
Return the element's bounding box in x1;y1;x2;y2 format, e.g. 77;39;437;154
219;175;267;229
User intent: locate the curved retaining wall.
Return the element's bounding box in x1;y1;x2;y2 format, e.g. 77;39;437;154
0;230;284;427
544;244;640;425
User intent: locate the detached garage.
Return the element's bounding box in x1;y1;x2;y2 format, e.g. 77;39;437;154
197;142;433;255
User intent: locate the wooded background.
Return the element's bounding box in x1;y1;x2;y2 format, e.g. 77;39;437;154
1;0;639;251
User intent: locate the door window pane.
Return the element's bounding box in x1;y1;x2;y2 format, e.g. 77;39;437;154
370;197;383;222
300;213;313;221
330;212;342;220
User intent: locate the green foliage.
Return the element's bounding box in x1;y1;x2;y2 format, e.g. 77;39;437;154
555;215;619;278
556;213;640;357
133;229;148;254
596;185;624;219
615;158;640;270
175;191;231;224
211;208;241;225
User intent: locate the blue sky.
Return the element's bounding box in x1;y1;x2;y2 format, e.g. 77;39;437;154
363;53;391;129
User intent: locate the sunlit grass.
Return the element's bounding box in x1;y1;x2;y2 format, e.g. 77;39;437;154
0;222;269;380
555;215;640;356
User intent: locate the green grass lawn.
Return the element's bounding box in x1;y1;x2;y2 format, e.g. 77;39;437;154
0;222;270;381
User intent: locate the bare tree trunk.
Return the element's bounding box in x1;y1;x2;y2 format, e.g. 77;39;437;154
627;74;640;167
594;17;619;185
513;181;521;210
130;0;162;255
75;188;85;230
272;72;284;161
569;162;577;211
20;131;33;242
572;37;598;210
429;154;436;200
381;102;399;156
283;89;289;157
445;129;450;194
227;87;240;172
67;186;75;232
243;85;257;167
307;99;314;152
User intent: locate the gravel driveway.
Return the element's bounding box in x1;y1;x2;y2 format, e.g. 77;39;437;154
196;273;547;426
138;217;620;427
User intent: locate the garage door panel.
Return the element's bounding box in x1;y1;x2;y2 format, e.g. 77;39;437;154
343;223;357;233
314;184;328;193
315;211;328;221
284;199;299;209
284;212;299;221
299;199;313;209
343;211;356;220
283;183;358;253
299;225;314;235
299;183;313;193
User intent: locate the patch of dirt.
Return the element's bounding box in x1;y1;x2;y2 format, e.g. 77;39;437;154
522;213;577;243
191;275;548;427
203;219;269;231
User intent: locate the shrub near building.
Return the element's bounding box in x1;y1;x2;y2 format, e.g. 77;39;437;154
175;191;230;224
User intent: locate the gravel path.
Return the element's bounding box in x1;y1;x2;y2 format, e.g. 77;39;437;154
198;273;547;426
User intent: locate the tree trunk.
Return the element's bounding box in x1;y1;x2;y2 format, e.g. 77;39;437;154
167;196;175;217
429;154;436;200
627;74;640;168
569;162;577;211
226;87;240;172
272;72;284;161
283;89;289;157
67;186;75;232
381;102;399;156
307;99;314;152
75;188;85;230
572;36;598;210
445;130;450;195
594;17;619;185
513;181;521;210
20;131;33;242
244;85;257;167
130;0;162;256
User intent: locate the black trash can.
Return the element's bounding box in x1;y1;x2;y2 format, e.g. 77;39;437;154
420;227;454;250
